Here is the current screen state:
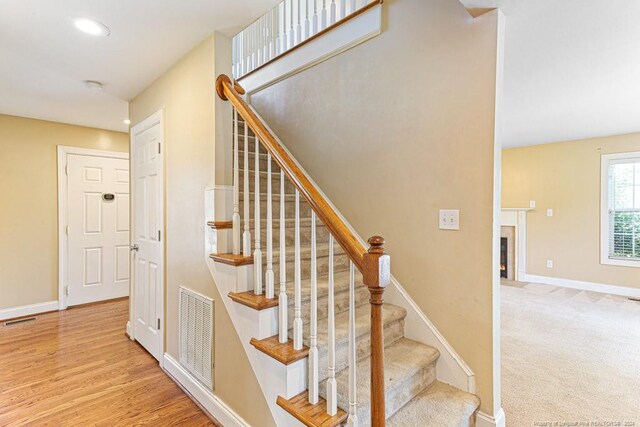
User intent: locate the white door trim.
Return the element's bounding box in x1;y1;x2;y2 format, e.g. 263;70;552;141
57;146;129;311
128;110;165;365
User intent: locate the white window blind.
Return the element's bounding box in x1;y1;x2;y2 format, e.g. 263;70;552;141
602;152;640;266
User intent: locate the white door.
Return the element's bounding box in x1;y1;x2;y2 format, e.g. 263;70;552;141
131;113;164;362
67;154;130;306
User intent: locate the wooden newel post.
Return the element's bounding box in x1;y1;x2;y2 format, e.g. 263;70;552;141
363;236;390;427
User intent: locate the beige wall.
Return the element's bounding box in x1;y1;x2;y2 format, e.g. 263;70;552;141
502;133;640;289
0;114;128;310
251;0;501;415
129;34;275;427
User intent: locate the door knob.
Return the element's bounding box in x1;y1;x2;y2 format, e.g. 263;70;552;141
130;244;139;252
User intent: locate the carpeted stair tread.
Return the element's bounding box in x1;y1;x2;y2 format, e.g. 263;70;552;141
303;304;407;349
387;381;480;427
319;338;440;422
283;270;367;306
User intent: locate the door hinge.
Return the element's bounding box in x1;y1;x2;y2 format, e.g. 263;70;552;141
65;285;69;296
157;318;161;330
158;143;161;154
65;225;69;235
64;165;68;175
158;230;161;241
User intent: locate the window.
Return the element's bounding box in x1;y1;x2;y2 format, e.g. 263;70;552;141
601;152;640;267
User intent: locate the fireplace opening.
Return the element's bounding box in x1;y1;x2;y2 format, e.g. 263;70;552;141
500;237;508;279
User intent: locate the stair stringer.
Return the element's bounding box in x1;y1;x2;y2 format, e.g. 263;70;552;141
244;103;477;394
205;258;307;427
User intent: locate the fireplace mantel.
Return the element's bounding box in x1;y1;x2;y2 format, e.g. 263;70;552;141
501;208;531;281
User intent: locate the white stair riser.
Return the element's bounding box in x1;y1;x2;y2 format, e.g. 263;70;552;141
316;318;405;385
285;285;370;327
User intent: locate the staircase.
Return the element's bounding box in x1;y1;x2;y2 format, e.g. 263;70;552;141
208;75;480;426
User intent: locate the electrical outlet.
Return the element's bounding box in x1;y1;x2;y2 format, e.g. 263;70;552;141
530;200;536;208
546;208;554;217
546;260;553;268
439;209;459;230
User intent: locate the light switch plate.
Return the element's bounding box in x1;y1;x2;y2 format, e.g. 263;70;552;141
546;208;554;217
439;209;460;230
530;200;536;208
546;260;553;268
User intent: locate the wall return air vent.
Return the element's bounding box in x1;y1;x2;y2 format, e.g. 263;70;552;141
179;286;214;390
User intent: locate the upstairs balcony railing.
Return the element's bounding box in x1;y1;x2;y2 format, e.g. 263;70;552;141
232;0;380;79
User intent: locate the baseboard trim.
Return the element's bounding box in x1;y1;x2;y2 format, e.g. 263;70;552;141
476;408;506;427
523;274;640;298
0;300;58;322
162;353;250;427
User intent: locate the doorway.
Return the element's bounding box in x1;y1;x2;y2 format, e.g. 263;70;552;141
57;146;130;309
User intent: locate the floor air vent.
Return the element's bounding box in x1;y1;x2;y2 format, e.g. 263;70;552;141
179;287;214;390
4;316;37;326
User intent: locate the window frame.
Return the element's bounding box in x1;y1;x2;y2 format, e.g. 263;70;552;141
600;151;640;268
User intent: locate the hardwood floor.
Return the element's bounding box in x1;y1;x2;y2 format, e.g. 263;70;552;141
0;299;216;426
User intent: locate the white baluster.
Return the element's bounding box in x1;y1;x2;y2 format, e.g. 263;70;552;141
289;0;295;48
270;7;277;60
312;0;319;35
293;190;303;349
262;14;268;64
308;211;319;404
295;0;302;45
326;234;337;415
347;261;358;426
232;36;236;79
304;0;311;40
330;0;337;25
242;30;248;76
263;14;269;64
249;24;255;72
265;153;275;299
254;137;263;295
278;169;288;343
276;3;283;56
361;0;368;8
243;122;251;256
321;0;328;30
339;0;346;20
256;19;261;67
245;29;250;74
350;0;357;14
232;109;241;255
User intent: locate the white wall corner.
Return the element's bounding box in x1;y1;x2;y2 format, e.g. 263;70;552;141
0;300;59;322
476;408;506;427
163;353;251;427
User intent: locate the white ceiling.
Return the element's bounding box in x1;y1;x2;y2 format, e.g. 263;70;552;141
501;0;640;147
0;0;277;132
2;1;639;145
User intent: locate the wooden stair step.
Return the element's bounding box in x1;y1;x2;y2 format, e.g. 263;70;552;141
276;392;347;427
250;335;309;365
207;220;232;230
209;253;253;266
228;291;278;310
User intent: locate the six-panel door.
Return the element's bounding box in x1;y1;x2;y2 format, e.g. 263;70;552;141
67;154;130;306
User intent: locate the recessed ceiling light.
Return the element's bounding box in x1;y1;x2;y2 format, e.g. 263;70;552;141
123;119;131;125
83;80;103;90
74;18;110;37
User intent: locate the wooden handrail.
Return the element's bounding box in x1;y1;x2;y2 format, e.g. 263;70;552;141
216;74;390;427
216;74;367;270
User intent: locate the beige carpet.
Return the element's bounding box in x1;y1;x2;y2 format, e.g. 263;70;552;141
501;281;640;426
